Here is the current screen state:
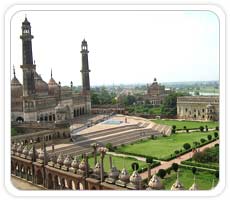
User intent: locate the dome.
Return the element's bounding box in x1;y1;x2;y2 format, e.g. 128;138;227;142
16;144;23;153
189;182;198;190
79;158;88;171
171;179;185;190
148;174;164;190
22;17;30;25
34;72;48;95
11;77;23;98
48;76;59;96
93;162;101;175
118;168;130;183
71;156;80;168
55;103;68;113
129;171;142;185
57;153;64;165
22;145;29;156
63;155;72;167
28;146;38;158
108;166;120;179
38;149;44;160
12;143;17;152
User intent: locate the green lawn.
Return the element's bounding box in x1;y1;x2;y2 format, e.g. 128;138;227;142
116;131;217;159
162;167;218;190
152;119;218;130
88;154;148;174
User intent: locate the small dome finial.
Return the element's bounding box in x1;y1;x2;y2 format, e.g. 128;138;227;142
13;65;16;78
51;69;53;78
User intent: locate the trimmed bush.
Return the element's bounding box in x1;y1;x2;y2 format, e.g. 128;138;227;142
214;132;218;138
216;126;219;131
105;143;114;151
174;150;180;155
172;125;176;130
131;162;139;171
192;167;197;175
183;143;191;150
200;126;204;132
207;135;212;141
146;156;153;164
200;138;206;143
157;169;166;179
171;163;179;172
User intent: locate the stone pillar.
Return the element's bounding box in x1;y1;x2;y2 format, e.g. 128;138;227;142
98;147;107;182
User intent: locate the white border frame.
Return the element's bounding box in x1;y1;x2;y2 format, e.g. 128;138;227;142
4;4;226;197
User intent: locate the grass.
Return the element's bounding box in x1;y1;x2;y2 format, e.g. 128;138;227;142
162;167;218;190
116;131;217;159
88;154;147;174
152;119;218;130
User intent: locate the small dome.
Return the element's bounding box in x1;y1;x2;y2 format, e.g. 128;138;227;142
189;182;198;190
55;103;68;113
171;179;185;190
17;144;23;153
93;162;101;175
108;166;120;179
22;145;29;155
71;156;80;168
63;155;72;167
118;168;130;183
22;17;30;25
57;153;64;165
28;146;38;158
11;77;22;86
148;174;164;190
11;77;23;98
12;143;17;152
38;149;44;160
129;171;142;185
48;77;59;96
34;72;48;95
79;158;88;171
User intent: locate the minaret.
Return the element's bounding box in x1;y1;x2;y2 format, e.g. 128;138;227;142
20;17;36;96
80;39;91;94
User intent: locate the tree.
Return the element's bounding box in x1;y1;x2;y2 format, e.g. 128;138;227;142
172;125;176;130
146;156;153;164
192;167;197;175
200;126;204;132
124;95;136;106
200;138;206;143
161;92;187;115
205;125;208;132
207;135;212;141
105;143;114;151
157;169;166;179
214;132;218;138
171;163;179;172
215;171;219;179
131;162;139;171
183;143;191;150
216;126;219;131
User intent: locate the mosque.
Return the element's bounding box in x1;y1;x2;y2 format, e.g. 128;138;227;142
11;17;91;123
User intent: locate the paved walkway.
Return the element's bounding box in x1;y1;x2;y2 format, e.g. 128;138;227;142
139;139;219;179
107;151;146;162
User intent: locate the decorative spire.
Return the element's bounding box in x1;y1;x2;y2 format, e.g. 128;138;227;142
13;65;16;78
51;69;53;78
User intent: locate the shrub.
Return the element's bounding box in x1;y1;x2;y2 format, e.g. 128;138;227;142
172;125;176;130
174;150;180;155
205;125;208;132
146;156;153;164
186;129;189;133
200;138;206;143
171;163;179;172
207;135;212;141
192;167;197;175
193;141;199;147
214;132;218;138
183;126;187;130
183;143;191;150
131;162;139;171
166;168;171;175
216;126;219;131
105;143;114;151
215;171;219;179
171;129;176;134
214;143;219;147
157;169;166;179
200;126;204;132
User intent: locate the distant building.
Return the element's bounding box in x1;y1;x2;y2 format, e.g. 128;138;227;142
177;96;219;121
138;78;171;106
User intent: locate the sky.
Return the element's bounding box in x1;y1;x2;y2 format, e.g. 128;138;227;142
10;10;219;86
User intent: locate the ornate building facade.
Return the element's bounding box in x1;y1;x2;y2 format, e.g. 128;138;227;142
138;78;171;106
11;18;91;123
177;96;219;121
